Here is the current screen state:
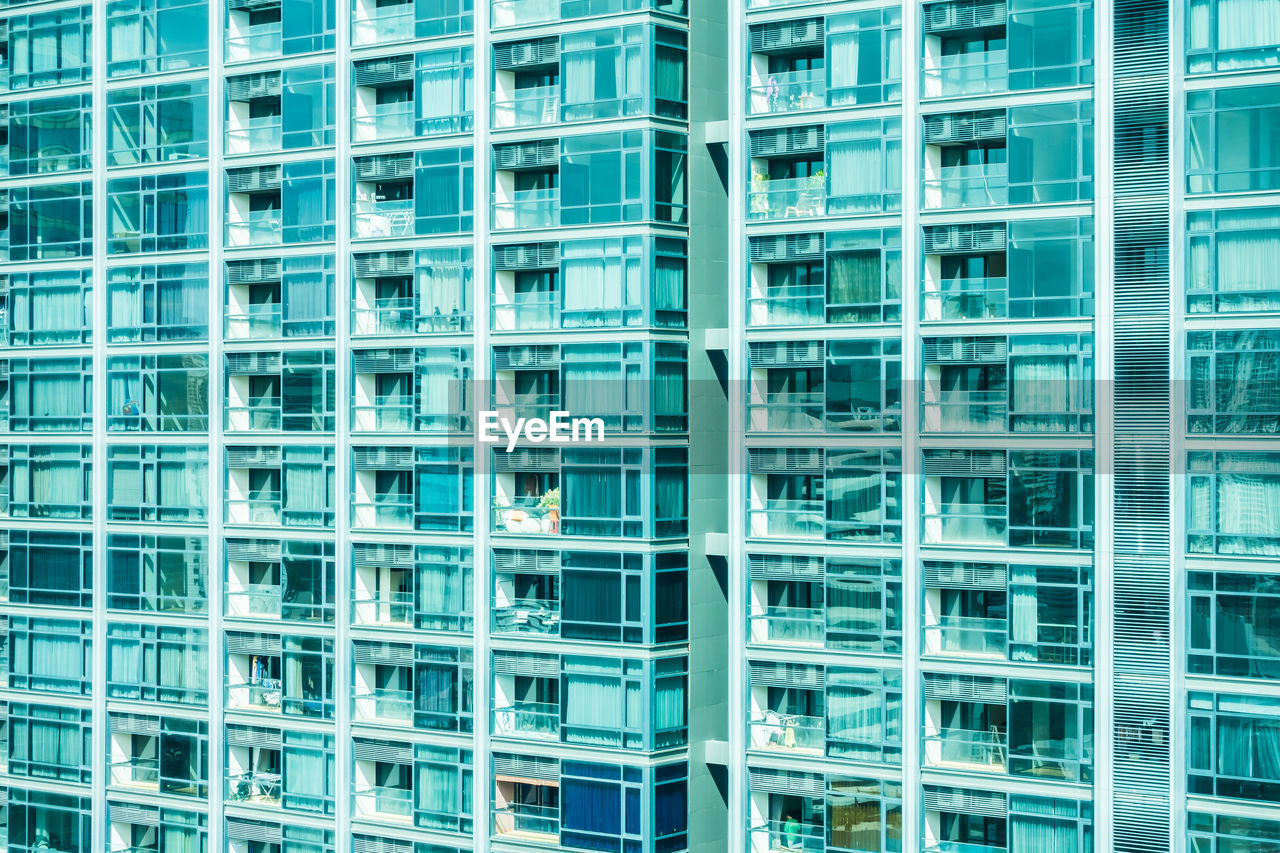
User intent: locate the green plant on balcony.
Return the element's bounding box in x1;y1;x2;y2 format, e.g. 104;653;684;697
750;173;771;216
538;487;559;509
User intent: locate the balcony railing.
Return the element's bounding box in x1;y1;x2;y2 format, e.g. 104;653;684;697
491;0;560;26
228;678;283;712
227;115;282;153
353;591;414;626
750;711;824;752
110;758;159;789
354;686;415;724
353;3;414;45
493;187;559;230
924;502;1007;545
748;499;825;539
226;491;283;526
749;391;824;432
749;605;824;645
924;49;1009;97
748;284;825;326
493;801;559;837
749;68;827;114
493;700;559;738
494;391;559;424
750;818;826;853
925;163;1009;209
925;727;1007;768
225;303;283;339
355;199;415;239
498;291;558;330
227;769;281;805
352;395;415;431
924;390;1008;433
226;210;282;247
924;276;1009;321
493;596;560;634
925;844;1007;853
352;492;413;529
227;397;283;431
493;499;559;536
355;101;414;142
354;786;413;820
930;614;1007;657
226;583;282;618
353;297;416;336
749;176;827;220
226;22;282;62
493;85;560;128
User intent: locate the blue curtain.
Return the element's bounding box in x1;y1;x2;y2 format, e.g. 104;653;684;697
561;777;621;841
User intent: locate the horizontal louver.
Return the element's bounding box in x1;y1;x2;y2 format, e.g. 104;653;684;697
226;631;281;655
924;0;1007;32
750;125;824;157
749;767;823;797
494;242;559;270
748;447;823;473
748;553;823;580
226;165;281;192
923;110;1006;144
354;837;413;853
493;548;559;573
353;446;414;469
493;139;559;170
226;352;282;374
227;258;282;284
226;539;281;562
749;660;823;689
353;349;415;373
749;340;823;367
355;153;413;181
109;803;159;826
110;713;160;735
922;449;1006;476
922;336;1007;363
226;446;282;467
226;819;282;844
354;542;414;568
923;672;1006;703
923;560;1007;589
227;726;281;749
353;641;413;665
748;232;824;263
354;739;413;762
493;448;559;472
749;18;824;52
493;345;558;369
353;251;414;278
493;753;558;780
923;223;1006;254
493;37;559;68
227;71;281;100
924;785;1006;817
353;55;414;85
493;650;559;677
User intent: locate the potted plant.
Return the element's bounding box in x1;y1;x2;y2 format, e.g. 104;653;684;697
538;487;560;533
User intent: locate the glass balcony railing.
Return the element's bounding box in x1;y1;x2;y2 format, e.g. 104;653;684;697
748;499;824;539
497;291;558;330
930;615;1007;657
353;591;414;626
749;68;827;114
353;297;416;336
925;276;1009;321
227;397;283;431
925;163;1009;209
925;843;1007;853
750;819;826;853
494;392;559;424
749;605;824;645
225;304;283;339
749;391;825;431
924;390;1008;433
227;115;282;153
493;85;560;128
748;284;825;326
354;786;413;820
352;395;415;431
226;22;282;62
750;711;824;752
352;493;413;529
493;596;560;634
226;583;283;618
110;758;159;789
493;498;559;536
924;49;1009;97
354;686;414;724
491;0;560;26
227;769;282;805
494;802;559;838
493;188;559;230
228;678;283;712
352;3;414;46
493;700;559;738
355;199;415;239
749;176;827;220
226;210;282;247
355;101;414;142
226;491;283;525
924;502;1007;545
926;727;1007;768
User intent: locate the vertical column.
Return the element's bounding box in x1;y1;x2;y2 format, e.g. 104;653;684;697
334;0;354;847
471;4;492;851
207;0;228;850
90;0;109;846
1110;0;1173;848
898;0;922;849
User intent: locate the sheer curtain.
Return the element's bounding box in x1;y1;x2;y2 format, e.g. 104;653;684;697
32;372;79;422
828;32;860;102
653;254;685;316
1219;714;1280;782
418;253;465;319
418;363;455;427
564;467;620;531
562;243;625;325
1010;565;1040;658
32;453;80;515
418;62;466;131
108;636;143;695
1215;211;1280;309
284;738;329;814
417;760;460;827
1010;815;1078;852
1215;463;1280;555
1216;0;1280;60
828;133;882;213
158;277;206;332
562;47;596;110
827;682;882;754
1011;350;1072;431
564;351;622;422
828;251;881;315
654;675;685;735
418;559;461;621
284;265;333;335
564;663;623;744
284;453;326;524
32;630;81;691
159;457;206;519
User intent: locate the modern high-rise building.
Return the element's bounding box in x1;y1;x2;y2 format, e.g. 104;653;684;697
0;0;1274;850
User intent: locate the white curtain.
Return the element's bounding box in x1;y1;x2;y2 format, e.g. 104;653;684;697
1010;564;1040;654
32;454;80;512
418;61;467;130
565;663;623;745
1011;354;1072;430
562;241;626;325
828;33;860;98
416;760;460;827
418;362;454;424
1011;816;1078;852
1215;211;1280;307
564;353;623;423
1216;0;1280;58
417;253;464;319
1216;471;1280;554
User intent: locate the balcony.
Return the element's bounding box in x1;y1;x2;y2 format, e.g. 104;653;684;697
493;802;559;839
748;283;824;326
925;163;1009;209
227;769;281;805
925;50;1009;97
493;499;559;536
110;758;159;790
493;701;559;739
354;786;413;821
748;499;824;539
494;188;559;230
354;686;414;725
355;199;415;239
749;176;826;220
226;491;283;526
749;68;827;114
355;102;414;143
498;291;558;331
228;678;282;712
929;615;1007;657
749;605;824;646
352;395;415;431
925;727;1007;769
750;711;824;753
924;502;1007;546
491;0;559;26
352;3;414;46
225;304;283;339
925;844;1007;853
226;22;282;63
226;210;283;247
227;397;283;431
750;818;825;853
493;86;560;128
353;297;416;336
923;390;1008;433
493;391;559;425
227;115;282;154
353;493;413;529
493;596;560;634
353;591;414;627
749;391;824;432
924;276;1009;321
226;583;283;619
